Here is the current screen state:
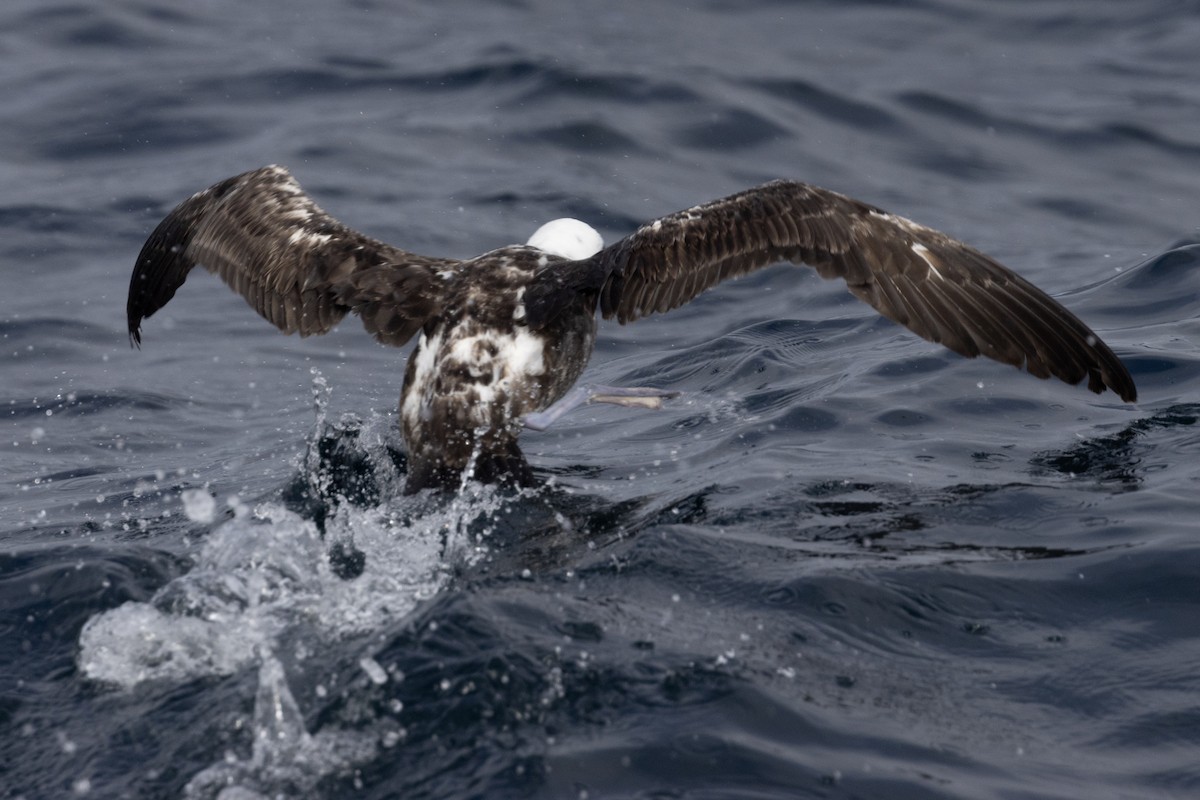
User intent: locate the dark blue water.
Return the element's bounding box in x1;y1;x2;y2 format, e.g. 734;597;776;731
4;1;1200;797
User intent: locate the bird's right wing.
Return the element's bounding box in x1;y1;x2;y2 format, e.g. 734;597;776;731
127;165;459;348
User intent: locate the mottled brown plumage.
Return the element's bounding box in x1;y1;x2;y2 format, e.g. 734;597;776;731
127;167;1136;493
127;166;456;349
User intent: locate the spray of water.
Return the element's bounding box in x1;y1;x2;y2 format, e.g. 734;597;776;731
78;374;521;797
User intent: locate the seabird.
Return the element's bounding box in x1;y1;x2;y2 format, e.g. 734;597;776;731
127;166;1137;493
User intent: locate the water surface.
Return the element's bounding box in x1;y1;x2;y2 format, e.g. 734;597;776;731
3;1;1200;798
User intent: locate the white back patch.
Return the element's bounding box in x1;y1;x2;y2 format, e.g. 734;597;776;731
526;218;603;260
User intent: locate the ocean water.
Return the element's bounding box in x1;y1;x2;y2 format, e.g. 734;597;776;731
3;1;1200;798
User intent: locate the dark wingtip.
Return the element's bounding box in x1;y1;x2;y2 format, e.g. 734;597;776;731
124;183;219;350
1113;373;1138;403
1099;379;1137;404
1096;345;1138;403
1086;356;1136;403
1116;377;1137;404
127;270;149;349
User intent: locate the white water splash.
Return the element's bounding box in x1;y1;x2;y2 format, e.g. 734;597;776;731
182;651;377;799
181;488;217;523
78;490;502;687
359;656;388;686
77;484;513;797
76;374;519;795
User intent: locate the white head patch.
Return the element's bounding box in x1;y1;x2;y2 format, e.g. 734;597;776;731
525;218;604;261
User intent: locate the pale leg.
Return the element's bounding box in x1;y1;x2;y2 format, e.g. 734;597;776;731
522;384;681;431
